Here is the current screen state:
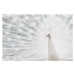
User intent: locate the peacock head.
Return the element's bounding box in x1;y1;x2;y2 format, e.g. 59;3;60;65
46;34;51;38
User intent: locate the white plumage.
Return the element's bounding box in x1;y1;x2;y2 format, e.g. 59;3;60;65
2;14;73;61
46;34;59;61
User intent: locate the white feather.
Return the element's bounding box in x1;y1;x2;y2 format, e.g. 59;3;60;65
2;14;73;61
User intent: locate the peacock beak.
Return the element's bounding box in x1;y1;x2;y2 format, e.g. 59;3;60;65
46;34;51;38
46;34;48;37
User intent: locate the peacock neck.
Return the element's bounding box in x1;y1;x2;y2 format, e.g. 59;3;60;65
48;38;52;45
48;37;59;61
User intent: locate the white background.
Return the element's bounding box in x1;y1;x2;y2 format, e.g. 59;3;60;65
0;0;75;75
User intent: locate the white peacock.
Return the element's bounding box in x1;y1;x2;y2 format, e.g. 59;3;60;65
2;14;73;61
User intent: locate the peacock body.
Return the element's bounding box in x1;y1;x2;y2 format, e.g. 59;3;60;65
2;14;73;61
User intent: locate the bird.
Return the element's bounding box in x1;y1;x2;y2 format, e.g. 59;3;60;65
2;14;73;61
46;34;59;61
